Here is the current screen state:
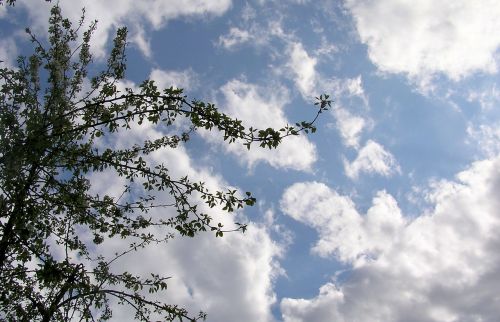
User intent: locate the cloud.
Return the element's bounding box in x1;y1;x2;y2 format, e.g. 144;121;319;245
467;123;500;158
0;37;17;68
216;10;288;50
281;283;344;322
346;0;500;83
150;68;198;91
105;206;283;322
332;107;369;148
344;76;368;105
84;103;284;322
201;79;317;172
285;42;369;105
467;83;500;110
282;44;372;151
343;140;400;179
218;27;252;49
287;42;318;98
15;0;232;57
281;182;404;264
280;156;500;321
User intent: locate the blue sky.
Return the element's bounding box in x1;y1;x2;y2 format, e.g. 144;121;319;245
2;1;500;321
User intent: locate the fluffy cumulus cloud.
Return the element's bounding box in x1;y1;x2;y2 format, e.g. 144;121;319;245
202;79;317;171
280;156;500;321
105;199;283;322
86;107;283;322
150;68;198;91
343;140;400;179
15;0;232;57
345;0;500;83
281;182;404;264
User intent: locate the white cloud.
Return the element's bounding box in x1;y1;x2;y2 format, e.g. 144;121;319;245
84;104;283;321
287;42;318;98
314;39;338;57
333;107;368;148
0;37;17;69
327;76;371;150
344;76;368;105
281;182;404;264
16;0;232;57
281;283;344;322
218;27;252;49
467;83;500;110
150;68;198;91
285;42;370;107
346;0;500;83
281;156;500;321
130;27;152;58
201;79;317;171
217;13;288;50
284;47;371;150
467;123;500;158
343;140;400;179
216;2;301;52
105;210;283;322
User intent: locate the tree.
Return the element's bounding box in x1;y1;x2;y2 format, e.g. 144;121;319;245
0;6;331;321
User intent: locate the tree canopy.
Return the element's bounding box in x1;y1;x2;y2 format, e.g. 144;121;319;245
0;5;330;321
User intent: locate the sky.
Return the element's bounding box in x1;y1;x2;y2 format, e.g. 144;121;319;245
2;1;500;321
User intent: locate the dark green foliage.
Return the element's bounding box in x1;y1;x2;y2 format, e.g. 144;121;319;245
0;6;330;321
